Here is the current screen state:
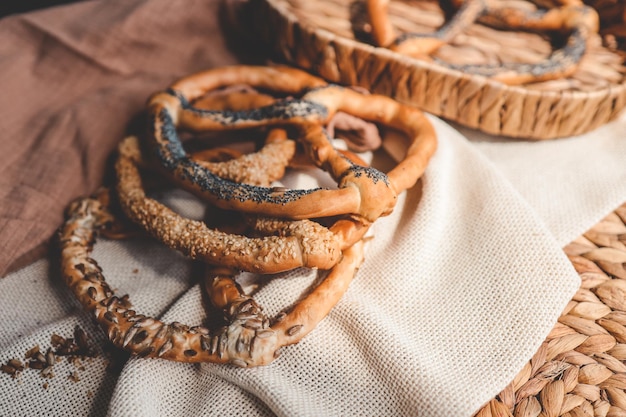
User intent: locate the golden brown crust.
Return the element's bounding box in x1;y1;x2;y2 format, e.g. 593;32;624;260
146;66;437;224
194;137;295;187
59;192;365;367
367;0;395;47
366;0;599;85
170;65;328;102
116;136;343;273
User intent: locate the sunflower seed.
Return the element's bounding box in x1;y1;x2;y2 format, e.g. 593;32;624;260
127;314;144;323
200;335;211;351
210;335;219;355
87;287;98;300
236;313;257;321
154;324;168;340
138;318;155;328
287;325;303;336
85;272;101;283
218;333;228;358
41;366;54;378
231;358;248;368
255;329;274;339
104;311;118;324
35;352;46;363
183;349;197;357
8;359;23;371
1;364;16;376
122;327;138;347
236;339;247;353
45;349;56;366
25;345;40;359
238;299;255;313
193;326;210;335
74;326;89;348
104;296;118;308
123;310;136;318
157;341;173;357
108;326;120;343
242;319;263;330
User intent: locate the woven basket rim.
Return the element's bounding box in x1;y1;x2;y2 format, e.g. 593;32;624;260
258;0;626;139
277;0;626;98
320;22;625;98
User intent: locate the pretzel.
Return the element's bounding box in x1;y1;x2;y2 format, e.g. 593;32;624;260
59;191;365;367
368;0;486;56
146;66;437;224
366;0;599;84
118;136;361;273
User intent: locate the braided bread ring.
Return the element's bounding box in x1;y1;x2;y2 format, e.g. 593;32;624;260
195;142;374;262
368;0;486;55
59;193;365;367
147;66;437;223
366;0;599;84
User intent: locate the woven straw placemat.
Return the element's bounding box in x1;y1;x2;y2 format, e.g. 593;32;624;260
474;202;626;416
248;0;626;140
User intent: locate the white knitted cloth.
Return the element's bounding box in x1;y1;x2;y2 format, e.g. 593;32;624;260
3;113;625;416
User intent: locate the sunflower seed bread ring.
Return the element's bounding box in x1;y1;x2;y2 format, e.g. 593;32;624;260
59;192;365;367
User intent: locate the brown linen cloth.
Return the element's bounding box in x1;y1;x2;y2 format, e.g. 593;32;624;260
0;0;256;276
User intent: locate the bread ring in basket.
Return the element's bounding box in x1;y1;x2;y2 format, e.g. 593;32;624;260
116;136;370;273
147;65;437;224
59;189;365;367
366;0;599;84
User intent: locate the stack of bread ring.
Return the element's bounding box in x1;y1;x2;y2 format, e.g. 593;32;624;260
58;65;437;367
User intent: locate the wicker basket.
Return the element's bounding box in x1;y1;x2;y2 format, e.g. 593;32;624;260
474;202;626;416
249;0;626;140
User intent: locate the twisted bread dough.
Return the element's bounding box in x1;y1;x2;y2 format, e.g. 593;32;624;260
147;66;437;224
366;0;599;84
116;136;345;273
59;191;365;367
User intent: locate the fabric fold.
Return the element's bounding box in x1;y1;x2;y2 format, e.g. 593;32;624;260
0;0;241;276
462;112;626;247
104;119;579;417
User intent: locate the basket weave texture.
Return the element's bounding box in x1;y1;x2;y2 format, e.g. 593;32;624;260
475;202;626;417
250;0;626;140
